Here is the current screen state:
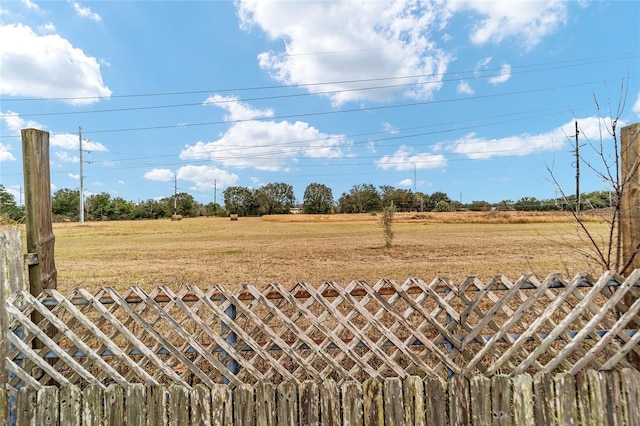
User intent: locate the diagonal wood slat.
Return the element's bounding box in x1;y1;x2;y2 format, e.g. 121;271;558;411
4;271;640;393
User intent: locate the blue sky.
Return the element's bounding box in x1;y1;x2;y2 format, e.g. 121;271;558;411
1;0;639;206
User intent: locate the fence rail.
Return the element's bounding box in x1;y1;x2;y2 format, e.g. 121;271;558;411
4;270;640;393
5;369;640;425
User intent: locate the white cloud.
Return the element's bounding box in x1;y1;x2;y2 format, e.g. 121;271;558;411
449;116;620;160
204;94;274;121
376;145;447;170
176;165;239;192
20;0;39;10
237;0;453;106
448;1;568;49
68;173;80;180
457;80;474;95
398;178;413;187
488;63;511;85
144;168;174;182
0;143;15;162
39;22;56;33
1;110;41;134
633;91;640;117
180;120;348;171
56;151;79;163
383;122;399;134
0;24;111;103
50;133;108;152
72;2;102;22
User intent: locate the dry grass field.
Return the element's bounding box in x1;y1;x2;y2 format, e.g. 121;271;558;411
39;211;612;294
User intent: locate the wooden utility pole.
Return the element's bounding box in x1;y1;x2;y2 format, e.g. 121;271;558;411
21;128;57;294
620;122;640;368
620;123;640;275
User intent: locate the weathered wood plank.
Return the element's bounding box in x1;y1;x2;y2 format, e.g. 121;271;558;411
105;384;124;426
236;383;256;426
37;386;58;426
277;381;297;426
21;128;57;293
449;374;470;426
470;375;491;426
554;372;578;426
362;379;383;426
300;380;319;426
600;370;624;426
341;380;363;426
403;376;424;426
1;228;27;294
512;373;534;426
533;371;555;426
576;369;604;426
125;383;146;426
491;374;512;426
83;384;104;426
191;384;212;426
168;383;190;426
424;375;447;426
146;385;168;426
211;384;233;426
59;386;81;425
320;379;340;426
256;381;276;426
16;386;37;426
382;377;403;426
620;368;640;426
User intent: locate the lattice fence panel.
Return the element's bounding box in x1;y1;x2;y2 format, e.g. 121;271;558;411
5;271;640;393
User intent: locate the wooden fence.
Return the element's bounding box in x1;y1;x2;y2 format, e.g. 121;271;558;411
3;227;640;424
5;369;640;425
4;270;640;392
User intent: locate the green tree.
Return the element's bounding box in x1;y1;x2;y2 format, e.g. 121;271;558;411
0;184;23;221
159;192;197;217
467;200;490;212
379;186;416;212
224;186;256;216
255;182;295;215
337;183;382;213
85;193;113;220
380;202;396;248
303;183;333;214
52;188;80;219
426;191;451;211
433;200;450;212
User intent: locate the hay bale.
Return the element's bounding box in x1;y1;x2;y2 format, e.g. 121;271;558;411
230;214;238;221
171;214;183;221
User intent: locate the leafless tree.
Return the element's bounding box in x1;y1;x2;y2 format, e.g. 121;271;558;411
547;78;640;275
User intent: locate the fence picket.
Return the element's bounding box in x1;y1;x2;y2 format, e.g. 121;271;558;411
424;375;447;425
168;383;190;425
470;375;491;426
37;386;58;426
449;375;470;426
362;378;383;426
211;383;232;426
554;372;578;426
403;376;424;426
125;383;146;426
59;386;80;426
277;381;297;426
319;379;340;426
146;385;168;426
300;380;319;425
382;377;403;426
620;368;640;426
341;381;363;426
512;373;534;426
491;374;512;426
191;384;212;426
105;384;124;426
235;383;255;426
83;384;104;426
255;381;276;426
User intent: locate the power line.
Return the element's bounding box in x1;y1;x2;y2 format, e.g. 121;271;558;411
1;51;636;105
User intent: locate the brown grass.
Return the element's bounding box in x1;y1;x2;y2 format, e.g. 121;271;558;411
26;211;611;295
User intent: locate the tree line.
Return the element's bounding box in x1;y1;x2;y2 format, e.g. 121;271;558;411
0;183;616;223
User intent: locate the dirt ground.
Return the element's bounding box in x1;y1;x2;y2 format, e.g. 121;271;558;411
43;211;610;294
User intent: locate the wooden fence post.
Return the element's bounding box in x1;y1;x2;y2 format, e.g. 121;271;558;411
620;122;640;368
0;232;8;426
21;128;57;294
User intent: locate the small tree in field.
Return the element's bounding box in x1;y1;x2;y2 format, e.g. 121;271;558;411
380;202;396;248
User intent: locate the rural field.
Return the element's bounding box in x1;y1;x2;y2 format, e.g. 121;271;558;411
44;211;612;295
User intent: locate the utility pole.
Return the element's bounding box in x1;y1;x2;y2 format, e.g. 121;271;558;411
413;163;417;192
575;120;580;214
79;126;85;225
174;174;178;216
214;179;217;206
